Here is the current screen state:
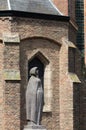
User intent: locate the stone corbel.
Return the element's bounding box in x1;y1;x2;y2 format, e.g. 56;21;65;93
3;32;20;44
3;69;21;81
68;72;81;83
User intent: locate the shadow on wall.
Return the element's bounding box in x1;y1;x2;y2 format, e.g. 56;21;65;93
73;83;80;130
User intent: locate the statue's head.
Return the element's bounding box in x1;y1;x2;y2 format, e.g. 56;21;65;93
30;67;39;76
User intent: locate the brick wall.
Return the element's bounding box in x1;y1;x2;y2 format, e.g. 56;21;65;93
0;41;4;130
0;16;84;130
69;0;76;20
12;17;69;43
79;81;86;130
0;18;11;130
59;38;81;130
4;43;20;130
53;0;76;20
0;17;69;130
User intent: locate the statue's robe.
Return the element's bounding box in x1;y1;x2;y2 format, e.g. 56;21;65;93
26;75;44;124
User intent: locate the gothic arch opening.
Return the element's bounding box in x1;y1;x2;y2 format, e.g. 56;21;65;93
28;57;44;78
28;51;49;87
28;57;44;86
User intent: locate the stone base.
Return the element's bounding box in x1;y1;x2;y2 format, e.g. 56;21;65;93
23;124;46;130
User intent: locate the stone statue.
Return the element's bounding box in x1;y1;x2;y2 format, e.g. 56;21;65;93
26;67;44;125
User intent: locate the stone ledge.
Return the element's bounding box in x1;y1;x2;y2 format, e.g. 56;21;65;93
24;128;46;130
3;69;21;80
3;33;20;43
68;72;81;83
24;124;46;130
62;37;77;48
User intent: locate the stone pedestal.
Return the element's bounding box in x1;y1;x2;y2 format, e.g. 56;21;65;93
24;123;46;130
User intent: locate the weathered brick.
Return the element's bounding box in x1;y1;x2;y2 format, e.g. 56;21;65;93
0;15;85;130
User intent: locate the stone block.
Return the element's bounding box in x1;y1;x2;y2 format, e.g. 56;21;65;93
3;69;21;80
3;33;20;43
24;124;46;130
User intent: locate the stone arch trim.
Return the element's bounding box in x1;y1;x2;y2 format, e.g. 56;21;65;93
21;36;62;46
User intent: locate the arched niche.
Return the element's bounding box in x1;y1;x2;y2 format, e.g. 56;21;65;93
27;51;52;112
20;37;60;112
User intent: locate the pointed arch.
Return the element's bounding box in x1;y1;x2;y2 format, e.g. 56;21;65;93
28;51;50;86
28;51;49;66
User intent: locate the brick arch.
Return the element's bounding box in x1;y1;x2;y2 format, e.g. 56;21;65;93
21;36;61;47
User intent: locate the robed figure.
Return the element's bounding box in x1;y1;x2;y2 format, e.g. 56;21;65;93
26;67;44;125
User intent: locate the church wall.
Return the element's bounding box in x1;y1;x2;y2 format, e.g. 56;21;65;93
11;17;69;43
68;22;77;45
0;16;84;130
1;17;69;130
53;0;76;21
0;41;4;130
4;81;20;130
79;81;86;130
68;0;76;20
0;18;21;130
59;38;82;130
59;40;73;130
4;43;20;130
0;17;12;130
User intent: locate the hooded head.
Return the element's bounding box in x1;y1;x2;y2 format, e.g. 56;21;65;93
30;67;38;76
